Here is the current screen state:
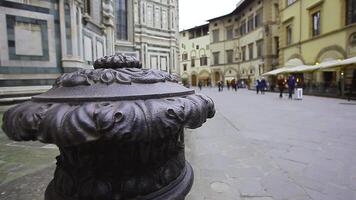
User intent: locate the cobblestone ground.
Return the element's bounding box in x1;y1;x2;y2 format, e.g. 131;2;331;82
186;88;356;200
0;89;356;200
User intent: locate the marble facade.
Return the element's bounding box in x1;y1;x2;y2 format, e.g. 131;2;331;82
0;0;179;88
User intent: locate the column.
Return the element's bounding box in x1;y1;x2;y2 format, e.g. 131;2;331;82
71;0;78;57
59;0;67;57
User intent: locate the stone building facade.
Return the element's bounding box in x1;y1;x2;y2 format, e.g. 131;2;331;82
115;0;180;74
0;0;179;89
207;0;280;87
179;0;280;88
179;24;211;86
277;0;356;96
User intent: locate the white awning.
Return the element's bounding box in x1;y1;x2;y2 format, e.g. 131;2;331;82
263;57;356;76
338;56;356;66
319;57;356;70
287;65;320;72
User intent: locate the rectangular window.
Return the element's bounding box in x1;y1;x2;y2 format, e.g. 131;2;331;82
182;53;188;61
346;0;356;25
240;20;246;36
312;11;321;36
200;56;208;66
241;46;246;61
255;10;262;28
212;29;220;42
213;52;220;65
256;40;264;58
247;15;254;32
203;26;209;36
226;50;233;64
286;25;292;45
191;57;195;67
248;43;254;60
116;0;128;40
183;64;187;71
234;28;239;36
226;26;233;40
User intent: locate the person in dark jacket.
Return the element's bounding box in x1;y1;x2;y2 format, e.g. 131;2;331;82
277;75;285;98
287;75;296;99
260;78;267;94
256;79;261;94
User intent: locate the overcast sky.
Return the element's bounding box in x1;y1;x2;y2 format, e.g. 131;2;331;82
179;0;243;31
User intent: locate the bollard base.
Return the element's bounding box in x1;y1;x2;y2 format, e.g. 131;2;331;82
45;162;194;200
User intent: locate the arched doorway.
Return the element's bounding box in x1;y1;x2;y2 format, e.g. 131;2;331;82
191;74;197;86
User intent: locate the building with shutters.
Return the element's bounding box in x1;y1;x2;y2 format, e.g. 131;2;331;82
179;24;211;87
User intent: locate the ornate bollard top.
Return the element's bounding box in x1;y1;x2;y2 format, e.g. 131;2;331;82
1;54;215;200
2;54;215;147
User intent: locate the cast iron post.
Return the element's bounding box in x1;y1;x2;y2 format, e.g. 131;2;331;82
2;54;215;200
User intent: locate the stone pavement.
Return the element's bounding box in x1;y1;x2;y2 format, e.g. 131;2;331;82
186;88;356;200
0;89;356;200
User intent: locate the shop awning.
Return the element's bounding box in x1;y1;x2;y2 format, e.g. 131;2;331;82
263;57;356;76
262;66;296;76
286;65;320;72
318;57;356;70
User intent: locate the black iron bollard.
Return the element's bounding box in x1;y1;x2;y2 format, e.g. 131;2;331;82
2;54;215;200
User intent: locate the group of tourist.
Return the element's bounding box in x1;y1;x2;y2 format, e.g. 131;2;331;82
255;78;268;95
277;75;296;99
217;80;240;92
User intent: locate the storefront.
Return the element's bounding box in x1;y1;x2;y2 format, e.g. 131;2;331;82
263;57;356;97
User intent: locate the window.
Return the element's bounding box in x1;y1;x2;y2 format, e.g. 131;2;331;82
191;57;195;67
200;56;208;66
255;10;262;28
196;45;199;49
256;40;263;58
286;0;296;7
182;32;186;37
189;31;194;39
286;25;292;45
212;29;220;42
247;15;254;32
182;53;188;61
116;0;128;40
226;26;233;40
203;26;209;36
213;52;220;65
183;64;187;71
311;11;321;36
240;20;246;36
241;46;246;61
196;29;202;37
84;0;91;15
346;0;356;25
226;50;233;64
234;28;240;36
248;43;254;60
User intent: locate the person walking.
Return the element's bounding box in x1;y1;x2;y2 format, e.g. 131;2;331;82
255;79;261;94
277;75;285;98
198;81;203;91
260;78;267;94
217;81;221;92
287;75;296;99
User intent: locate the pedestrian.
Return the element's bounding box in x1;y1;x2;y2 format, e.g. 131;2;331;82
217;81;221;92
198;81;202;91
260;78;267;94
277;75;285;98
227;80;230;90
287;75;296;99
255;79;261;94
